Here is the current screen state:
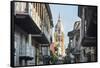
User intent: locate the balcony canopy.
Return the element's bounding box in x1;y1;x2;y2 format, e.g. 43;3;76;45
15;14;50;44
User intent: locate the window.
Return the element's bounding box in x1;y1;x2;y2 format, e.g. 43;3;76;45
42;47;48;55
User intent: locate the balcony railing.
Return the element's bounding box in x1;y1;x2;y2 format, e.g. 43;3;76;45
19;44;34;58
14;2;29;15
14;2;42;31
31;8;42;30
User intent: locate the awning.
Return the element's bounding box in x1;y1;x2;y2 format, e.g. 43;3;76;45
14;14;41;34
14;14;50;44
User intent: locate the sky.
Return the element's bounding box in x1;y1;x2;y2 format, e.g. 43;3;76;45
49;4;80;49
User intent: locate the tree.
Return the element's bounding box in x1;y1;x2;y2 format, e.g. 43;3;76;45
50;51;58;64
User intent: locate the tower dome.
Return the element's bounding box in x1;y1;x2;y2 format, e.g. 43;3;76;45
55;14;64;32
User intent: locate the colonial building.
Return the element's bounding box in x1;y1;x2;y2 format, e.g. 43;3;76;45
66;6;97;63
11;1;53;67
71;21;81;63
67;21;81;63
78;6;97;47
78;6;97;62
54;14;65;59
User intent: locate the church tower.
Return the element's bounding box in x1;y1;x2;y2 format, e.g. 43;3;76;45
54;14;65;58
